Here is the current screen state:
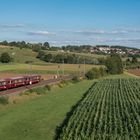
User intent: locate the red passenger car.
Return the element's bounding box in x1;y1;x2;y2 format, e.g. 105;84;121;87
0;75;41;90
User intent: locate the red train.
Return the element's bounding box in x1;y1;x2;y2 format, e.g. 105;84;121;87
0;75;41;90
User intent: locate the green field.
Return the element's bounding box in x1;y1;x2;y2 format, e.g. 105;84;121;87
0;46;102;75
0;63;96;75
0;80;93;140
0;46;104;64
57;78;140;140
0;47;45;64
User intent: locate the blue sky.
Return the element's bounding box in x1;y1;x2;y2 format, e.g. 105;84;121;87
0;0;140;48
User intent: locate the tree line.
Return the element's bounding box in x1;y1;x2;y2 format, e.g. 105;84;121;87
36;51;98;64
0;41;50;51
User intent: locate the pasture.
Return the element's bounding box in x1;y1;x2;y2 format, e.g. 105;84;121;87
0;63;96;79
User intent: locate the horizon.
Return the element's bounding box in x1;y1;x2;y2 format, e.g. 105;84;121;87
0;0;140;48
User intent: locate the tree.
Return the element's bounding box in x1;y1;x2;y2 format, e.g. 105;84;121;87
36;51;45;60
0;52;12;63
105;54;123;74
44;54;53;62
85;68;101;79
132;56;138;63
32;44;41;52
43;42;50;48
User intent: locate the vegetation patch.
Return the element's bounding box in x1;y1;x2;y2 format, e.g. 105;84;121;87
56;78;140;139
0;96;9;105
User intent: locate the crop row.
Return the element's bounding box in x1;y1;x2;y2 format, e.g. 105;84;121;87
57;78;140;140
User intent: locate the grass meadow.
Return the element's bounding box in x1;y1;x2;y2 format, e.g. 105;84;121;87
0;80;93;140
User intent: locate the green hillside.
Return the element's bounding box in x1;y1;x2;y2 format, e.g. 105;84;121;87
0;47;45;64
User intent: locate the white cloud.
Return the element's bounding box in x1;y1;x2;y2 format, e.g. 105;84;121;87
0;24;25;28
74;29;128;36
27;31;56;36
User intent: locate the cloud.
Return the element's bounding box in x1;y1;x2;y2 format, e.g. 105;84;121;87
99;38;140;44
27;31;56;36
0;24;25;28
73;29;128;36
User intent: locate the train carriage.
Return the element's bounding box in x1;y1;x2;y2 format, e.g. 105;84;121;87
0;79;7;90
0;75;41;91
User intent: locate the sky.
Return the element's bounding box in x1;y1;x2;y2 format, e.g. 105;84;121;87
0;0;140;48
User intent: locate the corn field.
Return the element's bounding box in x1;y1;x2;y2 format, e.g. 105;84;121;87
57;79;140;140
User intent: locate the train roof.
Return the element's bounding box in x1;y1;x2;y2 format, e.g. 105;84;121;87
0;75;41;82
0;79;6;82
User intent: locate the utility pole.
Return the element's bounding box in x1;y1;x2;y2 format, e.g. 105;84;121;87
78;64;81;77
83;59;86;77
62;60;64;76
57;65;60;77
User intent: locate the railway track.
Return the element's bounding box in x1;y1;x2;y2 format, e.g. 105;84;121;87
0;75;73;96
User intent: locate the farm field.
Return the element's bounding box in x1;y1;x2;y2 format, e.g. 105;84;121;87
0;80;93;140
127;69;140;77
57;78;140;140
0;63;96;79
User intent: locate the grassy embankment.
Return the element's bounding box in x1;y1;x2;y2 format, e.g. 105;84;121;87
0;80;93;140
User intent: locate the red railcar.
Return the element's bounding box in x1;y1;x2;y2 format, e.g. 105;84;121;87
0;75;41;90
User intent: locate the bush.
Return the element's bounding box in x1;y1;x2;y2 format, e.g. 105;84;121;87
58;80;69;88
45;85;51;91
60;80;69;85
85;68;99;80
85;67;106;80
72;76;80;83
58;83;63;88
0;52;12;63
29;87;48;95
0;96;9;105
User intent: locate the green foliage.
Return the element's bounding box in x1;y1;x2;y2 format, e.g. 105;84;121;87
43;42;50;48
0;52;12;63
72;76;80;83
36;50;45;60
57;78;140;140
45;85;51;91
29;87;48;95
0;96;9;105
37;52;98;64
85;67;106;79
32;45;41;52
60;80;69;85
58;80;69;88
132;55;138;63
105;54;123;74
44;53;53;62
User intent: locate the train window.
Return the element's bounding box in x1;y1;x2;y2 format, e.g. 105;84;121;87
0;81;7;85
18;79;22;82
0;82;6;86
11;80;15;84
